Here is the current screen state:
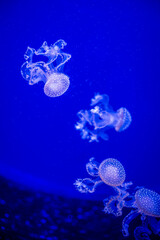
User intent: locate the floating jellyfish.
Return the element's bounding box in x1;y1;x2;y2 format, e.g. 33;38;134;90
21;40;71;97
74;157;133;216
75;159;160;239
122;188;160;238
75;93;132;142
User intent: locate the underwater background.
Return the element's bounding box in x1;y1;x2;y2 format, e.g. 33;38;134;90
0;0;160;239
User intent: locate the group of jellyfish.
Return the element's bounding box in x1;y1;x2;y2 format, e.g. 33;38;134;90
75;157;160;239
21;40;160;239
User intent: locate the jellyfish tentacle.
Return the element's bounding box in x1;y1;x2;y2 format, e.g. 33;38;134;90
103;184;133;216
103;195;124;216
35;41;50;55
91;93;110;110
148;217;160;236
86;157;100;176
134;226;151;240
122;209;140;236
55;53;72;71
53;39;67;50
24;47;35;62
74;177;102;193
92;111;113;129
124;196;136;208
121;181;133;189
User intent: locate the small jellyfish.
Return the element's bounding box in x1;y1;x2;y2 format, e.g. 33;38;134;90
44;72;70;97
75;93;132;142
122;188;160;238
21;40;71;97
74;157;133;216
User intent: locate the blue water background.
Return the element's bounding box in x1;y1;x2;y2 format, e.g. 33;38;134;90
0;0;160;199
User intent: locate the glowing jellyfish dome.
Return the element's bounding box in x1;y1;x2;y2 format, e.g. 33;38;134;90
135;188;160;217
115;107;132;132
44;72;70;97
98;158;126;187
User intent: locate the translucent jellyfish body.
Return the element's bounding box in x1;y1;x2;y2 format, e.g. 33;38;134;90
122;188;160;238
135;188;160;217
75;159;160;239
21;40;71;97
44;73;70;97
98;158;126;187
75;93;132;142
74;157;133;216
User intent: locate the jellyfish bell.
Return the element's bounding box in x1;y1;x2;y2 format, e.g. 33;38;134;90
115;107;132;132
135;188;160;218
98;158;126;187
44;72;70;97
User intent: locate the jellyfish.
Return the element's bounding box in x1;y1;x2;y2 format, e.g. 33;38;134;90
75;93;132;142
74;157;133;216
74;160;160;239
122;188;160;238
21;40;71;97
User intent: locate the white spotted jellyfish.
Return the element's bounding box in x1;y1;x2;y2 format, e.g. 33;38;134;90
122;188;160;239
21;40;71;97
74;159;160;239
75;93;132;142
74;157;133;216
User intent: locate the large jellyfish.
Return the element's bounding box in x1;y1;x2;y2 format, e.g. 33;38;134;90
75;93;132;142
74;159;160;239
122;188;160;239
74;157;133;216
21;40;71;97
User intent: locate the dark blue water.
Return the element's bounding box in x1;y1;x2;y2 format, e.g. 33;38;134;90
1;0;160;196
0;0;160;238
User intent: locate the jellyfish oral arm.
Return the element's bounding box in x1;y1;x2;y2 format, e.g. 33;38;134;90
103;194;125;217
134;226;152;240
148;217;160;236
74;177;102;193
55;53;71;70
103;183;133;217
29;66;48;85
122;210;140;236
24;47;35;62
86;157;100;177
